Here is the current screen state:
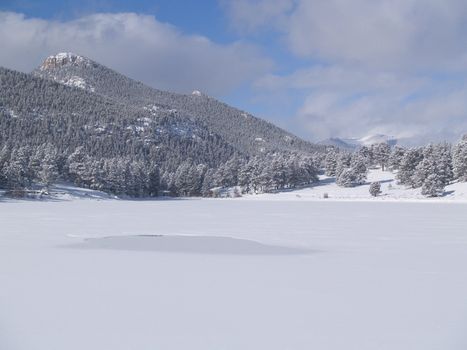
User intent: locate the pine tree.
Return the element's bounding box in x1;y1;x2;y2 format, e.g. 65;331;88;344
38;146;59;190
0;145;11;188
336;168;358;187
435;143;453;186
453;135;467;181
397;148;423;187
3;147;32;191
413;144;453;190
324;150;338;176
369;182;381;197
350;153;368;185
335;153;351;178
201;168;216;196
372;143;391;171
421;173;445;197
388;146;405;171
67;147;88;186
413;144;436;188
357;146;373;167
174;162;202;196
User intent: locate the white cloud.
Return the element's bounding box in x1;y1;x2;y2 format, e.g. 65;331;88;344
221;0;295;33
0;11;272;95
255;63;467;143
287;0;467;71
295;81;467;143
226;0;467;143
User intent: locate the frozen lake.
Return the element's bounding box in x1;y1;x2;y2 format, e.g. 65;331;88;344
1;198;467;349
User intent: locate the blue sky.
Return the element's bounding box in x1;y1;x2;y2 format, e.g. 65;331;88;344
2;0;467;144
0;0;228;40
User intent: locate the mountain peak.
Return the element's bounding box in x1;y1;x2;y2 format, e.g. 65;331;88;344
39;52;92;71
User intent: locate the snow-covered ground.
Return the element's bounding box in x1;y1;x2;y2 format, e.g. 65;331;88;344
1;196;467;350
242;169;467;202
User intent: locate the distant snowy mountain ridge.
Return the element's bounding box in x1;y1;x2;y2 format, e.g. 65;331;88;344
319;134;398;150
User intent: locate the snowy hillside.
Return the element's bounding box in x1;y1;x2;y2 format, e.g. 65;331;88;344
242;168;467;202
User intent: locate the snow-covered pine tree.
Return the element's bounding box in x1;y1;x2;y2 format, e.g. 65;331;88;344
238;161;254;193
413;144;436;188
371;143;391;171
38;146;59;190
299;155;319;184
369;182;381;197
258;162;276;193
0;145;11;188
357;146;373;167
324;149;338;176
270;155;288;190
453;135;467;181
421;173;445;197
397;148;423;187
220;157;243;187
435;143;453;186
67;146;88;186
350;153;368;185
2;147;32;192
335;153;351;178
174;161;202;196
413;143;453;190
336;168;357;187
388;146;405;171
201;168;216;196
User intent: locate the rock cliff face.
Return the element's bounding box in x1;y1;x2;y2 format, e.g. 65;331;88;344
37;53;95;91
39;52;91;71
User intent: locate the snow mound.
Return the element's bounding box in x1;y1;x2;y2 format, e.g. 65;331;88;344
192;90;202;96
70;235;310;255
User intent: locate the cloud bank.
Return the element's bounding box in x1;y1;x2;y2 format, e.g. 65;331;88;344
226;0;467;144
0;11;272;95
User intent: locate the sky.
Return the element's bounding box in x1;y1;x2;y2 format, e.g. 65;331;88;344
2;0;467;144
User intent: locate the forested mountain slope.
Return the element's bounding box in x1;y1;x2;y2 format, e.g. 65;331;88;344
33;52;322;156
0;56;324;197
0;66;236;169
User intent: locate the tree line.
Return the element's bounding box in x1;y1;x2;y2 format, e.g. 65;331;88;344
2;136;467;198
323;136;467;197
0;143;321;198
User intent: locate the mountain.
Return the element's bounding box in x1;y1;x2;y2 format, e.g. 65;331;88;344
0;53;326;197
317;137;357;150
353;134;398;147
33;52;322;156
0;66;235;169
318;134;397;150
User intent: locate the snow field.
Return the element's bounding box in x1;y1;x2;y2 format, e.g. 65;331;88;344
1;198;467;350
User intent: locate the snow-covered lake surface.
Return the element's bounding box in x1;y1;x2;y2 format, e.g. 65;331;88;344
1;198;467;349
